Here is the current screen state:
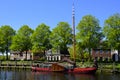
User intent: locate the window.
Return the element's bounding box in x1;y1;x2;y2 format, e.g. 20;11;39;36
95;57;98;61
100;50;102;54
95;50;99;54
100;57;103;61
105;58;108;62
20;53;23;57
105;50;109;54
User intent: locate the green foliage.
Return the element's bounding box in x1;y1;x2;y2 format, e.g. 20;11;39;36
76;15;103;60
50;22;72;54
31;23;51;53
83;52;90;61
10;25;33;59
100;40;111;49
77;62;93;68
37;57;46;61
69;43;83;60
0;55;6;60
103;13;120;50
0;25;15;60
77;15;102;48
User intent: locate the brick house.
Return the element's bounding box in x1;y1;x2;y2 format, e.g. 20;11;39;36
91;49;111;61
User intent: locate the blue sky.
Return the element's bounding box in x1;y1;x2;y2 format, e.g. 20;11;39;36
0;0;120;31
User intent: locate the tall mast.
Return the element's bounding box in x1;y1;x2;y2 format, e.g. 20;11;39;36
72;1;76;62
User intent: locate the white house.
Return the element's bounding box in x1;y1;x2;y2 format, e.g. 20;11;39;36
10;51;32;60
45;49;70;61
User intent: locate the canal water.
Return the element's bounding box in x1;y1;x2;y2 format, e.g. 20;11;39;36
0;69;120;80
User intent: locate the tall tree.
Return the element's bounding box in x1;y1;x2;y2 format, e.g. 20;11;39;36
10;25;33;60
103;13;120;60
50;22;72;55
76;15;102;60
31;23;51;55
0;25;15;60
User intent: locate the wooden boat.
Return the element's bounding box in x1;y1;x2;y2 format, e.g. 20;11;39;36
31;62;97;74
32;65;97;74
67;67;97;74
32;62;65;72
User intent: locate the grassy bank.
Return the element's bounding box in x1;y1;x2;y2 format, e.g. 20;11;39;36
98;63;120;69
0;61;120;68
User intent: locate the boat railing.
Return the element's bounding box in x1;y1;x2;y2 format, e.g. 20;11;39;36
36;63;52;68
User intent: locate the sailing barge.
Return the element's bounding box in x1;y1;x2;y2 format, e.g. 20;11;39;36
31;61;97;74
32;57;98;74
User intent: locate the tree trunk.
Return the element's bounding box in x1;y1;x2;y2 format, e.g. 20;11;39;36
6;47;9;60
44;50;46;57
88;48;91;61
6;39;9;60
25;50;27;60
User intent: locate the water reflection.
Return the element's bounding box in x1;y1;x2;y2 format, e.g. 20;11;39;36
0;69;120;80
32;72;67;80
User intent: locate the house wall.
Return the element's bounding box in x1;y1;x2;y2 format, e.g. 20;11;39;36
10;51;32;60
111;50;119;61
46;54;62;61
92;49;111;61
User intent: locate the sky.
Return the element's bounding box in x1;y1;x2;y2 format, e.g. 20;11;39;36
0;0;120;31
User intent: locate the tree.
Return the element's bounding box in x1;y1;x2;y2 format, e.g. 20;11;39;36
0;25;15;60
50;22;72;55
76;15;102;60
100;40;110;49
31;23;51;55
69;42;85;61
10;25;33;60
103;13;120;60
